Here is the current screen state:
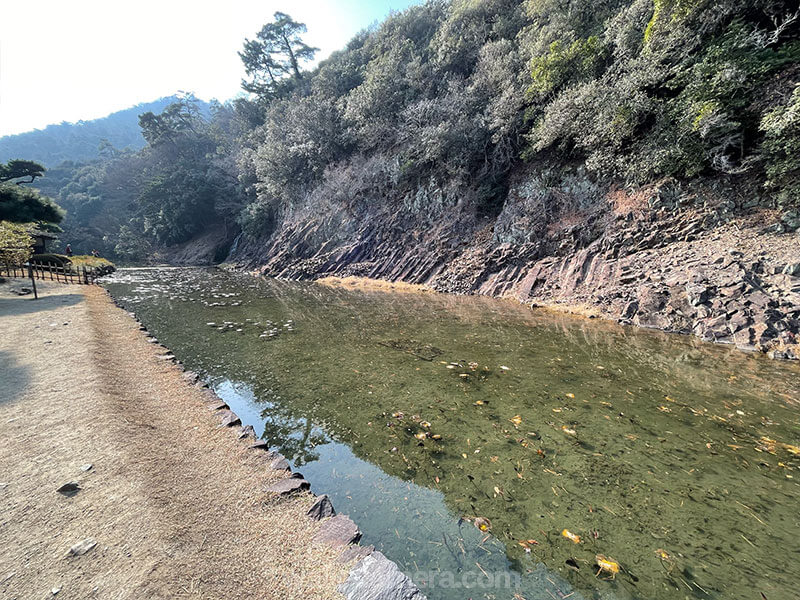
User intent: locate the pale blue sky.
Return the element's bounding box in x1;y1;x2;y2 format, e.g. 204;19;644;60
0;0;419;136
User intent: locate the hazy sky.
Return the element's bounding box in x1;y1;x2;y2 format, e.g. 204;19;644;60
0;0;418;136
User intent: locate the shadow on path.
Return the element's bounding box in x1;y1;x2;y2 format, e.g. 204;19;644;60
0;350;30;406
0;292;84;318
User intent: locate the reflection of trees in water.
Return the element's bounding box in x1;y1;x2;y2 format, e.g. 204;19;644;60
259;404;328;466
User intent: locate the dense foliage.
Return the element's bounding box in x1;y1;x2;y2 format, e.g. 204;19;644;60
18;1;800;261
0;221;34;264
34;95;248;259
234;0;799;237
0;160;64;227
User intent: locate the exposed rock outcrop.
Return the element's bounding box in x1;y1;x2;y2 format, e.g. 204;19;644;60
232;173;799;360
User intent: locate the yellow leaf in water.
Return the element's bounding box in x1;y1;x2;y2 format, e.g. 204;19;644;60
415;432;427;440
420;421;431;429
510;415;522;427
561;425;577;436
595;554;620;576
561;529;581;544
782;444;800;455
475;517;492;532
474;400;484;406
493;486;502;496
657;406;671;413
566;393;575;399
431;434;442;440
461;453;468;459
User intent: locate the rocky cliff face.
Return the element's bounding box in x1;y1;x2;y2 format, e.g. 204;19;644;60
231;169;800;360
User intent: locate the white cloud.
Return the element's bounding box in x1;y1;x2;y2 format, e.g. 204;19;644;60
0;0;412;136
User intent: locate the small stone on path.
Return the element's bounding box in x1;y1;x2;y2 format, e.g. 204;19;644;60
80;464;93;472
56;482;80;497
67;538;97;557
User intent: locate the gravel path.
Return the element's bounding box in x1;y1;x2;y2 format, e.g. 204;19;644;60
0;281;347;599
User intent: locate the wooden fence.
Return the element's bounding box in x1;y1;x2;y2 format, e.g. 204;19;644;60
1;261;113;286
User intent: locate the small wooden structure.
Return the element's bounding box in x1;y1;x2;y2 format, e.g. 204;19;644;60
30;230;58;254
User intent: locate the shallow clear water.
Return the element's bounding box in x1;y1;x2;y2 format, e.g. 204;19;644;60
104;267;800;600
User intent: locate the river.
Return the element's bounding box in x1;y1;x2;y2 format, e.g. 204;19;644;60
104;267;800;600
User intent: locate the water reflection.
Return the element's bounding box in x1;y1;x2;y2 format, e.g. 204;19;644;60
104;268;800;600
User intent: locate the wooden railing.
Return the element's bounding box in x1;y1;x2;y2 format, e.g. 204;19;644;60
1;261;114;286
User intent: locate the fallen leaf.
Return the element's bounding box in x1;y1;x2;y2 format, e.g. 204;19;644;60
561;529;581;544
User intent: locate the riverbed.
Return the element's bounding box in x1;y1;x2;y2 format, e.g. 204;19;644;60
104;267;800;600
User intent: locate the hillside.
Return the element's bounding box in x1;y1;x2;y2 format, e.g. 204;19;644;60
0;96;208;167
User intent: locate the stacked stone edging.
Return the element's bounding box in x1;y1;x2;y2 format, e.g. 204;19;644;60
106;289;426;600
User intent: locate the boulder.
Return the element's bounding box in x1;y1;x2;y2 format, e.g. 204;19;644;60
314;515;361;548
218;410;241;427
337;544;374;564
270;455;291;471
238;425;256;439
338;551;426;600
266;478;310;496
250;440;270;450
307;494;336;520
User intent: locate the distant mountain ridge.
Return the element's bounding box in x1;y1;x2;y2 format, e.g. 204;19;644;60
0;96;209;167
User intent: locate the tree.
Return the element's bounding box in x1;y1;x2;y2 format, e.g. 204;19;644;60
0;221;34;264
0;161;65;225
0;183;65;225
0;159;45;184
239;12;318;99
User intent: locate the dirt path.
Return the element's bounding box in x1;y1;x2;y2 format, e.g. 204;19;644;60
0;281;348;599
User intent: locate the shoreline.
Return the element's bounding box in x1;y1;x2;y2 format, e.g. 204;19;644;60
246;271;799;361
0;280;422;599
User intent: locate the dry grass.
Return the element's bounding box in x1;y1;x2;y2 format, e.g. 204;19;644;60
316;276;432;294
0;282;348;599
606;184;652;218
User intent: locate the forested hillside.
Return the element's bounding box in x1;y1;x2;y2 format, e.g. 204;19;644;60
0;96;208;167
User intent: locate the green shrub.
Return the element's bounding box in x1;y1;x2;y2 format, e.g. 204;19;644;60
760;84;800;206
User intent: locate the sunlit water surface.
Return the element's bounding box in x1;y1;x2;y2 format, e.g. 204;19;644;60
103;267;800;600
